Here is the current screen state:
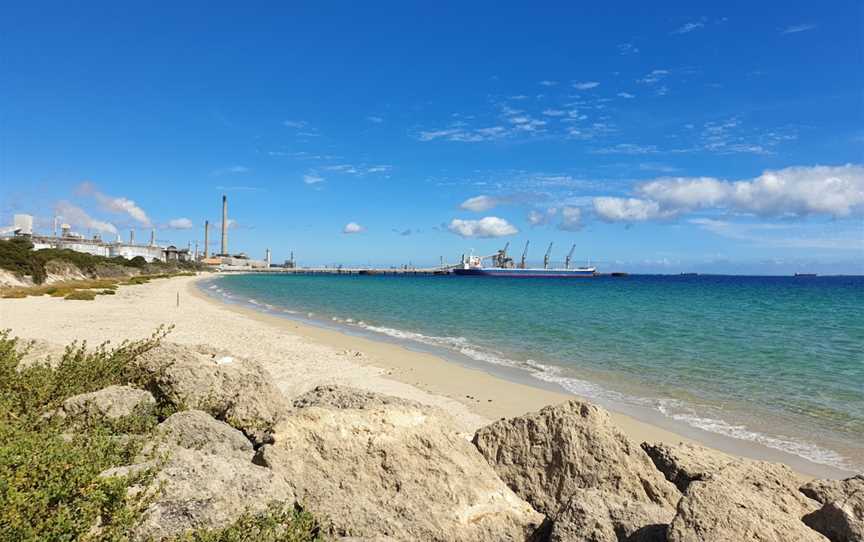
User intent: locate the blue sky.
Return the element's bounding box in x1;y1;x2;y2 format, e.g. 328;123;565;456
2;1;863;273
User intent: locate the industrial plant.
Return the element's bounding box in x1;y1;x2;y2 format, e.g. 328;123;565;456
1;195;271;270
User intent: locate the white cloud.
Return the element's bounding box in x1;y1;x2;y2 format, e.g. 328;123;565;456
673;21;705;34
55;201;118;234
573;81;600;90
618;43;639;55
591;143;659;155
460;195;503;212
447;217;518;238
283;120;308;128
366;116;384;123
211;165;250;176
75;182;151;226
418;126;509;142
637;69;669;85
342;222;365;234
593;197;674;222
558;206;583;231
592;165;864;223
617;92;635;99
528;207;558;226
689;218;864;251
542;109;568;117
539;80;558;86
167;217;193;230
781;23;816;34
303;173;325;185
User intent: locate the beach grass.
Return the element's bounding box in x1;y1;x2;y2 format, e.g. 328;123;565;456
1;273;195;300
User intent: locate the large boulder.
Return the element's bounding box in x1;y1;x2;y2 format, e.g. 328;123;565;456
646;442;826;542
471;400;680;540
801;475;864;542
102;410;293;541
256;385;544;541
546;490;671;542
59;385;155;421
641;442;736;493
136;343;289;445
154;409;254;459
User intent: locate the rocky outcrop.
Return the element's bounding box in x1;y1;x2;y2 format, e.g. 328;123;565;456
641;442;736;493
102;410;294;541
154;409;253;459
136;343;289;445
59;385;155;421
546;490;671;542
801;475;864;542
256;385;544;541
642;442;826;542
472;400;680;540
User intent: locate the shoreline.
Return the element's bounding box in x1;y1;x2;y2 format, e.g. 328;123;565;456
193;275;855;480
0;273;853;479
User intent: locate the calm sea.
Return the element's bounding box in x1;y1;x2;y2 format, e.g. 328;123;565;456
204;273;864;472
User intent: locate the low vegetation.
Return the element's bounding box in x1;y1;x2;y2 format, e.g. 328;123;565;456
0;237;202;285
0;329;322;541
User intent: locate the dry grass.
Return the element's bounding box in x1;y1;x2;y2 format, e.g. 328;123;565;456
1;273;194;300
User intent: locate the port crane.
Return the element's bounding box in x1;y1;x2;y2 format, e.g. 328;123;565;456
564;244;576;269
519;241;530;269
543;242;554;269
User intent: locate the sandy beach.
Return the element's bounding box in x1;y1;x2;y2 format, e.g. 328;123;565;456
0;274;850;479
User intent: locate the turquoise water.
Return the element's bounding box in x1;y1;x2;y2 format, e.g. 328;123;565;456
206;273;864;472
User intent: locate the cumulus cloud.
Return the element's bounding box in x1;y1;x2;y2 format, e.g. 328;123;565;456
343;222;365;234
558;206;583;231
460;195;504;212
447;217;518;238
638;165;864;218
55;201;118;234
528;207;558;226
76;182;151;226
595;165;864;222
167;218;193;230
593;197;674;222
573;81;600;90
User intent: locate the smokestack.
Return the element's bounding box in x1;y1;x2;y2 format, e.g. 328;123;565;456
265;248;271;268
220;195;228;256
130;229;135;245
203;220;209;258
149;228;156;246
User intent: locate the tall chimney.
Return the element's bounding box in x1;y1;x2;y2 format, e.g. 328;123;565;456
203;220;209;258
130;229;135;245
149;228;156;246
220;195;228;256
265;248;271;268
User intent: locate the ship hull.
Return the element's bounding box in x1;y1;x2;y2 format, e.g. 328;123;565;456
453;268;596;278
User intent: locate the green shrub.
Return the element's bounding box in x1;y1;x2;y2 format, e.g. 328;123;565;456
169;503;323;542
64;290;97;301
0;329;170;541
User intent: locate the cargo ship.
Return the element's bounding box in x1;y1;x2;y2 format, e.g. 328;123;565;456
452;242;597;278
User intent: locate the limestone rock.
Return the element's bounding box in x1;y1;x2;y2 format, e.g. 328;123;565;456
667;460;826;542
472;400;680;517
257;385;543;541
102;410;292;541
547;489;672;542
641;442;736;493
136;343;289;445
801;476;864;542
60;385;155;421
155;410;254;459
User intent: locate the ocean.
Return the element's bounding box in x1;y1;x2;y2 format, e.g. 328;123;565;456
203;273;864;473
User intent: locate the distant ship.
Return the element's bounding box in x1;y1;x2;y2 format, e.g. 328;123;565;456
452;242;597;278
